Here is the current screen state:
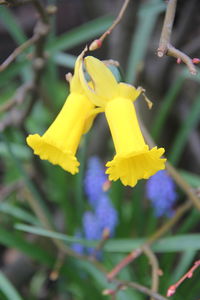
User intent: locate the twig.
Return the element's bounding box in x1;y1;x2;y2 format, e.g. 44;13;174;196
165;162;200;211
49;252;65;281
107;199;191;281
113;279;168;300
167;260;200;297
143;246;160;300
157;0;197;75
0;180;24;200
0;35;39;72
107;248;142;281
0;83;33;113
31;0;49;24
91;228;110;259
89;0;130;51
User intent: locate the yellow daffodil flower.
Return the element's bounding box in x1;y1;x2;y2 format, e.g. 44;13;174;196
80;56;166;187
26;54;96;175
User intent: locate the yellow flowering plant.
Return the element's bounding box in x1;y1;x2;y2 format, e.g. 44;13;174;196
79;56;166;187
26;54;98;175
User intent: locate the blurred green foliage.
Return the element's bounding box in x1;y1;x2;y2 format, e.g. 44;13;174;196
0;0;200;299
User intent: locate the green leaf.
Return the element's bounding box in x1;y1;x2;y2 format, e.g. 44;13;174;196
0;7;27;44
15;224;96;247
168;91;200;165
0;203;39;225
52;52;76;69
0;271;24;300
47;15;113;53
0;142;31;160
126;0;166;83
0;60;30;87
0;227;53;266
0;132;53;225
171;250;196;283
151;74;185;140
15;224;200;253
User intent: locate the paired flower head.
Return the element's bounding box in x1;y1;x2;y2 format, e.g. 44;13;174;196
27;51;166;187
79;56;166;187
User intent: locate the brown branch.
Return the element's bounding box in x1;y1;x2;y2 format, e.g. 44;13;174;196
107;200;191;281
113;279;168;300
89;0;130;51
31;0;49;24
0;35;39;72
0;83;33;113
90;228;110;259
0;0;31;6
0;180;24;200
167;260;200;297
157;0;197;75
143;246;160;300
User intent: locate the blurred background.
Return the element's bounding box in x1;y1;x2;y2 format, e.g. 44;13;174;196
0;0;200;299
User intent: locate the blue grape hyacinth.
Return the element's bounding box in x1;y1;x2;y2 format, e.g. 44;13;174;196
73;156;118;257
96;195;118;236
146;170;177;217
84;156;107;207
71;231;84;255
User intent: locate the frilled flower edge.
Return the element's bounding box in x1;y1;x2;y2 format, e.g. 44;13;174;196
106;146;166;187
27;134;80;174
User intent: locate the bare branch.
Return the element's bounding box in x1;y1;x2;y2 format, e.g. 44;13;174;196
89;0;130;51
157;0;197;75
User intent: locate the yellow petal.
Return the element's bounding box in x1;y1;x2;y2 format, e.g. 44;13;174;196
27;134;80;174
79;59;104;107
106;147;166;187
104;96;166;186
81;56;118;106
83;107;104;134
26;93;94;174
70;53;83;94
118;83;142;102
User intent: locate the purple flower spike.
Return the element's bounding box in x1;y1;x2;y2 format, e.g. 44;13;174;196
96;195;118;236
82;211;102;255
71;231;84;255
84;156;107;208
146;170;177;217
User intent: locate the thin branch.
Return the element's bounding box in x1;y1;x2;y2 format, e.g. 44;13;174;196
113;279;168;300
157;0;177;56
143;246;160;300
0;35;39;72
31;0;49;24
91;228;110;259
0;0;31;6
167;260;200;297
0;83;33;113
89;0;130;51
157;0;197;75
107;200;191;281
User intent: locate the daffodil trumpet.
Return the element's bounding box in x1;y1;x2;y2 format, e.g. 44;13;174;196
80;56;166;187
26;54;97;175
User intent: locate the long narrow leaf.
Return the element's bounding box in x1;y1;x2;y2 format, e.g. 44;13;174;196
0;7;27;44
15;224;200;253
47;16;113;53
169;92;200;165
0;272;24;300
